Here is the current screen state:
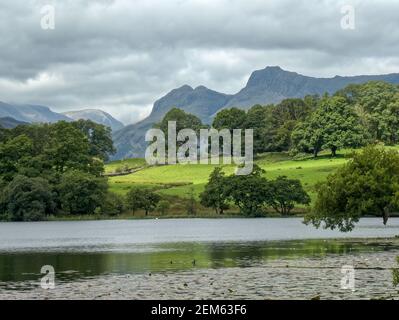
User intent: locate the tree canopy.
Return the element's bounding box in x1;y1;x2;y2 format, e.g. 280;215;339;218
305;146;399;232
291;95;368;157
0;120;116;221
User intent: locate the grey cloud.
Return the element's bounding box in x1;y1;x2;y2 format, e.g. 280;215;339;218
0;0;399;124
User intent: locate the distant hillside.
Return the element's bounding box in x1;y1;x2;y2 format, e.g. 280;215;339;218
112;66;399;159
222;66;399;110
63;109;124;131
148;85;232;124
0;102;71;123
0;102;124;131
0;117;28;129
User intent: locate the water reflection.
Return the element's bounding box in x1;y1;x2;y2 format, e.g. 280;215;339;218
0;240;397;286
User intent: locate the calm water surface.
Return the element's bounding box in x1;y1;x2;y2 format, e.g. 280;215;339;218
0;218;399;295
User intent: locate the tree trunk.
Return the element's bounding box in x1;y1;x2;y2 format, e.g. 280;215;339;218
383;207;390;225
313;149;318;158
331;147;337;157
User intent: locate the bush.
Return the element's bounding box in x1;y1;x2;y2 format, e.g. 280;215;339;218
126;187;161;215
100;192;125;216
0;175;55;221
157;200;170;215
58;170;108;215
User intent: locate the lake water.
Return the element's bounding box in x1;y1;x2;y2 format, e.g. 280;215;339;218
1;218;399;299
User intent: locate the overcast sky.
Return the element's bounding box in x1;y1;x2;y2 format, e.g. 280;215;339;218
0;0;399;124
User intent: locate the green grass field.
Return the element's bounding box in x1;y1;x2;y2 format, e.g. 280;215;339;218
104;158;147;174
106;150;351;204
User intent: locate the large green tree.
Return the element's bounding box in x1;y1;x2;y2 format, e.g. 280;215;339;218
291;96;368;157
0;175;55;221
58;170;108;215
157;108;203;135
212;107;247;132
267;176;310;216
224;165;271;216
72;119;115;161
337;81;399;144
0;135;33;180
305;146;399;232
200;167;229;214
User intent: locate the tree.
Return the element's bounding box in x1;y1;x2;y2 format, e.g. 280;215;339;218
155;108;204;160
72;119;116;161
58;170;108;215
100;192;125;216
126;187;161;215
305;146;399;232
245;105;270;154
267;176;310;216
157;108;203;139
0;121;113;221
157;200;170;215
0;175;55;221
200;167;229;214
0;135;33;180
291;96;368;157
225;165;271;216
186;186;197;215
337;81;399;144
44;121;93;173
212;108;247;132
244;99;315;154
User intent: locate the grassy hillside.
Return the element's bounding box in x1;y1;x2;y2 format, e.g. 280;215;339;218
104;158;147;174
106;150;351;205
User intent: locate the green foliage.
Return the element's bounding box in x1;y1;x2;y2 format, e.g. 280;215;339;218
305;146;399;232
224;165;271;216
244;105;271;154
212;107;247;131
186;186;197;215
45;121;97;174
0;121;115;220
126;187;161;215
157;200;170;215
0;175;55;221
100;192;125;216
200;167;229;214
291;96;368;157
156;107;204;135
155;108;204;158
58;170;108;215
267;176;310;215
337;81;399;144
72;119;115;161
199;165;311;216
0;135;33;180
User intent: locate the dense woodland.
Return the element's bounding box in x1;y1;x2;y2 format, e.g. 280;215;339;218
1;81;399;228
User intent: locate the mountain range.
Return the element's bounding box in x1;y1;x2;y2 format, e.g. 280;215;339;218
0;102;124;131
112;66;399;159
0;117;28;129
63;109;124;131
2;66;399;159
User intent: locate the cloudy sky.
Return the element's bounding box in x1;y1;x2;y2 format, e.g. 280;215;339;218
0;0;399;124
